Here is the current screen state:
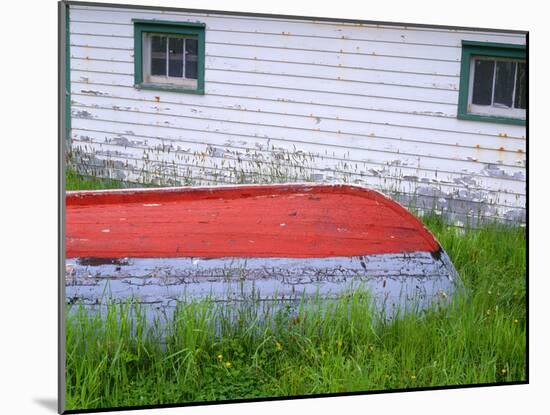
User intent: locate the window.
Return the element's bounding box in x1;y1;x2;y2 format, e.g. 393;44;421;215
458;41;526;125
133;19;205;94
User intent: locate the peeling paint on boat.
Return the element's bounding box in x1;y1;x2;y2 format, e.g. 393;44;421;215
65;184;461;320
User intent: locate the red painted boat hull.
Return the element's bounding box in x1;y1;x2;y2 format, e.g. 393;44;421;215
66;184;440;259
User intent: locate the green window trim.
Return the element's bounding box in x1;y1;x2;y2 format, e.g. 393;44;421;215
133;19;206;95
65;3;71;140
457;40;526;126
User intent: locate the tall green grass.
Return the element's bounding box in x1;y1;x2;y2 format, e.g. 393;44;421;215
65;171;526;410
65;168;126;191
66;167;157;191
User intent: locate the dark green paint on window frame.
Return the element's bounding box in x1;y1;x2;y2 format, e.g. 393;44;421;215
65;3;71;139
457;40;526;126
133;19;206;94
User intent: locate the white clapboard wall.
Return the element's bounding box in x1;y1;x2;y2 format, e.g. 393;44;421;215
67;4;527;225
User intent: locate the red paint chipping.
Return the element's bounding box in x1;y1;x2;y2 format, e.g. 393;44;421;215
66;184;440;259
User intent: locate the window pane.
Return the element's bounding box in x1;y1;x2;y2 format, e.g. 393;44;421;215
151;35;167;76
514;62;526;109
493;61;515;108
185;38;198;80
472;59;495;106
168;37;184;78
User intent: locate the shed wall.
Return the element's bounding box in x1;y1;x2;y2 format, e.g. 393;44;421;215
67;4;527;225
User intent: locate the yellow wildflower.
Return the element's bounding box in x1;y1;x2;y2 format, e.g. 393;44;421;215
216;354;223;362
410;375;416;380
275;341;283;351
225;361;232;369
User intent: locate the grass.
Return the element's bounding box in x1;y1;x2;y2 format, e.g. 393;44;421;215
66;168;157;191
64;170;527;410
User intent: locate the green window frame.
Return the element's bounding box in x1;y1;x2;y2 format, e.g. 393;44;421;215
457;40;526;126
133;19;206;94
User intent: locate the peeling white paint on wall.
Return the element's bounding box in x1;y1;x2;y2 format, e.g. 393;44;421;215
67;4;526;225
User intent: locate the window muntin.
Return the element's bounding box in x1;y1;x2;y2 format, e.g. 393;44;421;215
133;19;205;94
143;33;198;89
457;41;526;125
468;56;526;119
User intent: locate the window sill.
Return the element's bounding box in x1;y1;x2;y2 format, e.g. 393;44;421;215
457;111;525;126
135;83;204;95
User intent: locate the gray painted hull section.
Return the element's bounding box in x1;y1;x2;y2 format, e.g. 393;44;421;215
66;250;460;321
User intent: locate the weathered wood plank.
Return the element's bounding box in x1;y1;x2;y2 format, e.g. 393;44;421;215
70;36;461;89
70;127;525;176
69;6;525;47
70;42;462;77
71;71;464;115
70;92;527;151
69;103;526;154
70;135;526;197
71;79;460;117
70;30;463;61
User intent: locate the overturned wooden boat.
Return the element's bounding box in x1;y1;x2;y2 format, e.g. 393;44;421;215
65;184;460;317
